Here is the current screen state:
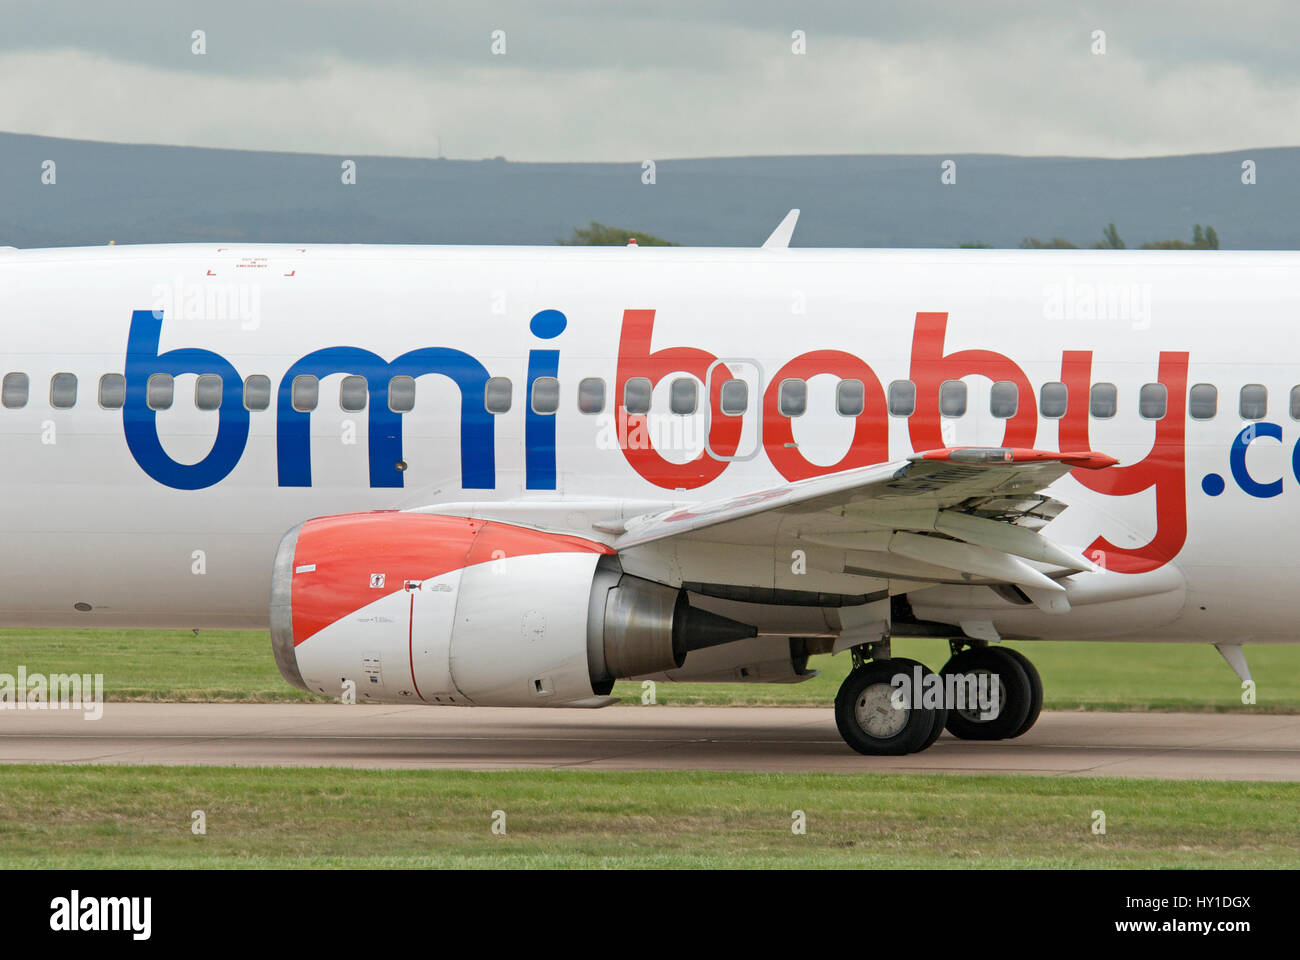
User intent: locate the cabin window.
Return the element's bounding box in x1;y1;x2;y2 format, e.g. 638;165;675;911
388;376;415;413
990;380;1018;418
484;377;512;414
531;376;560;414
98;373;126;410
195;374;223;411
720;379;748;415
50;373;78;409
779;378;807;417
1188;383;1217;420
939;380;966;417
669;377;697;415
888;380;916;417
1291;386;1300;421
244;375;272;411
577;377;605;414
339;375;367;412
1040;381;1067;419
836;379;865;417
623;377;651;415
1139;382;1167;420
1;372;29;408
146;373;173;411
1240;384;1267;420
291;375;318;413
1090;382;1117;419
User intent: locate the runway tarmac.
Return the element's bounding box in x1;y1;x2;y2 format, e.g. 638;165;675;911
2;703;1298;780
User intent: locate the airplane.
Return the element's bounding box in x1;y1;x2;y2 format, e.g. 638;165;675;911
1;211;1293;755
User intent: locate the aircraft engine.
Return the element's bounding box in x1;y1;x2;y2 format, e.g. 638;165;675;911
269;512;755;706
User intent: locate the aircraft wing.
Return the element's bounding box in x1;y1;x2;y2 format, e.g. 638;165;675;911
612;447;1117;609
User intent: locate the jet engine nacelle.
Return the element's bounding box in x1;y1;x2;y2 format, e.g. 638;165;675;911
269;512;755;707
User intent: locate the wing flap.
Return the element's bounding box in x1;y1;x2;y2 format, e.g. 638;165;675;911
886;531;1065;593
613;447;1114;611
615;448;1115;550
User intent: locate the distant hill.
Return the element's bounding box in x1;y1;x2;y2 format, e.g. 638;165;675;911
1;133;1297;249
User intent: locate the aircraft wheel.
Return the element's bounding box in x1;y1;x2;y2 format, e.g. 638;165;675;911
834;657;942;756
998;646;1043;738
940;646;1032;741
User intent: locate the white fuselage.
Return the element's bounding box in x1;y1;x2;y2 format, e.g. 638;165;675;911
1;244;1296;646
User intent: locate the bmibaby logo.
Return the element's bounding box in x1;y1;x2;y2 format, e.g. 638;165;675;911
123;308;1189;575
889;665;1000;716
49;890;151;941
0;667;104;720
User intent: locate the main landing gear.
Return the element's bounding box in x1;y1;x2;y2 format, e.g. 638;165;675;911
833;640;1045;756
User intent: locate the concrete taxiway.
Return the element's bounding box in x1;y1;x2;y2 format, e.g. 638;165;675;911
1;704;1297;780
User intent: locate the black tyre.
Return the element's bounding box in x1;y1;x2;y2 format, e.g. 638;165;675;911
893;657;948;749
998;646;1043;739
940;646;1032;740
920;696;949;750
834;657;938;756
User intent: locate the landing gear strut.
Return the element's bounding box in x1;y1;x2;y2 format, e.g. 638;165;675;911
832;640;1043;756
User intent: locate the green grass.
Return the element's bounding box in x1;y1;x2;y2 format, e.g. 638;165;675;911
1;628;1294;712
2;765;1296;868
0;629;325;702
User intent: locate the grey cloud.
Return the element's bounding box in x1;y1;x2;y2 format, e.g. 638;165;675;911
0;1;1297;161
8;1;1299;76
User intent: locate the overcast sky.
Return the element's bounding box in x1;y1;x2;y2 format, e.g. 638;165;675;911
2;1;1297;161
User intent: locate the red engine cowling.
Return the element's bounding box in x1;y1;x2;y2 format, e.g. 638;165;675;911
270;512;756;707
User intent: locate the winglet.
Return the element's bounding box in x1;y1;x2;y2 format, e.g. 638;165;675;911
761;209;800;249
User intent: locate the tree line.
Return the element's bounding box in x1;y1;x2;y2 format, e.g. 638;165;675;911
560;221;1222;250
1019;223;1219;249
